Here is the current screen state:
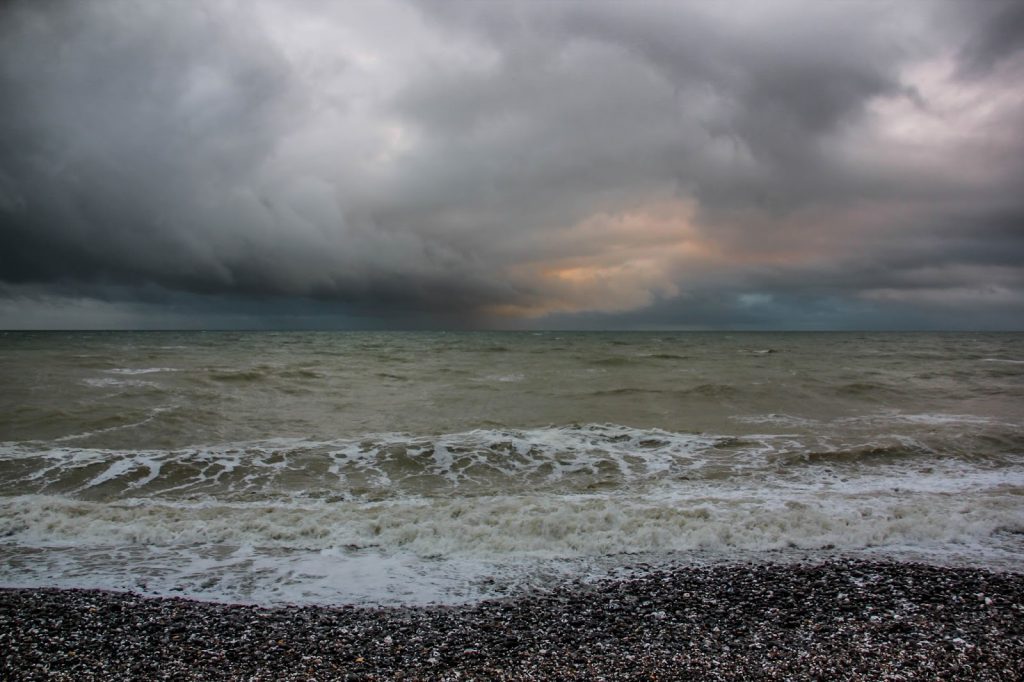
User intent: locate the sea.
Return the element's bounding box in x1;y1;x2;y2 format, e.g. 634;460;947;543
1;331;1022;605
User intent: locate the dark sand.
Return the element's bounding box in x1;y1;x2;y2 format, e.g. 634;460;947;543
2;560;1022;680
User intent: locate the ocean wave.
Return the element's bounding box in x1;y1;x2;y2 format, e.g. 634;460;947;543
2;473;1019;557
589;387;667;397
82;377;158;390
3;426;1023;605
206;368;270;382
732;414;820;427
834;381;907;398
636;353;690;360
480;373;525;383
0;426;718;500
1;423;1020;506
589;356;633;367
586;384;739;399
844;412;996;427
738;411;1009;429
104;367;179;375
769;441;934;466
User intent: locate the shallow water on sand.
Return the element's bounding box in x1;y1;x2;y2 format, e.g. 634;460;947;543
1;331;1022;603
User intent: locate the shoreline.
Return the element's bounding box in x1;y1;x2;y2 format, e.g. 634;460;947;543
2;560;1022;680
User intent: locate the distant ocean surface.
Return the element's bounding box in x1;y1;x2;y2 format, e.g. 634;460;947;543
1;331;1022;604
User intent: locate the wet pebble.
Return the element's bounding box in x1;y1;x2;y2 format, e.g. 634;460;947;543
1;560;1022;680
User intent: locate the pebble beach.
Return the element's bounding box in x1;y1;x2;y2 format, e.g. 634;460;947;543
2;560;1022;680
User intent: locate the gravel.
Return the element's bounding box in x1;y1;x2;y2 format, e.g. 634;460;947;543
2;560;1022;680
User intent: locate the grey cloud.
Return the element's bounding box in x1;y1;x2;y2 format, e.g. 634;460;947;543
408;0;910;214
957;1;1024;78
0;0;515;314
0;2;292;279
0;0;1022;329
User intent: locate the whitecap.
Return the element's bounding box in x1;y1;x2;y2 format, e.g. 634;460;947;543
104;367;179;375
83;377;157;389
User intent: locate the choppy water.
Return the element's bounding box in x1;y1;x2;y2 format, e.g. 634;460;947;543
1;331;1022;604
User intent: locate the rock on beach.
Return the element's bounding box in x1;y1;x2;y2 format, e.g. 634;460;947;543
1;560;1022;680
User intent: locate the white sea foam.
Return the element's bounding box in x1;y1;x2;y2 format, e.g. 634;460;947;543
0;467;1021;604
732;413;820;427
841;412;1001;427
981;358;1024;364
2;423;1022;604
0;423;1017;502
738;411;1004;429
1;468;1020;554
105;367;179;374
49;407;173;443
83;377;157;389
88;425;679;491
493;373;525;382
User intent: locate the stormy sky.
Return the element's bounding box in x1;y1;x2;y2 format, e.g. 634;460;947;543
1;0;1022;329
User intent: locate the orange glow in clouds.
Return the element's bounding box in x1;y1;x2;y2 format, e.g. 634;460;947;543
491;198;714;317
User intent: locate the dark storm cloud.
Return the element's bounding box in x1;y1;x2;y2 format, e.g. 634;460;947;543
0;0;1022;328
0;0;523;318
